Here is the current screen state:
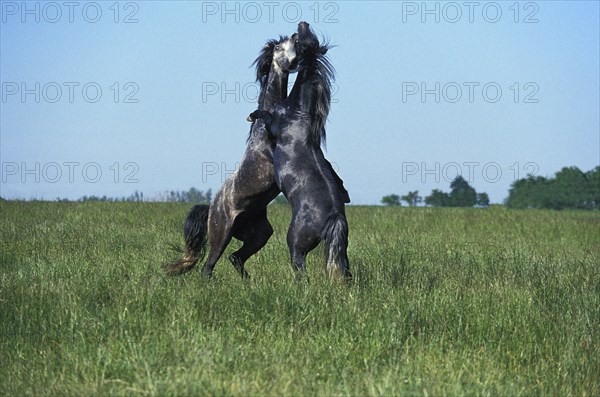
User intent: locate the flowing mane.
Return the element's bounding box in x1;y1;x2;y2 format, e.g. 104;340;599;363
298;37;334;148
251;36;289;85
248;36;290;140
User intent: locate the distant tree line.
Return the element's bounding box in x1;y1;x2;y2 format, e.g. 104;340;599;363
425;176;490;207
506;166;599;210
382;166;599;210
76;188;212;203
381;191;424;207
382;176;489;208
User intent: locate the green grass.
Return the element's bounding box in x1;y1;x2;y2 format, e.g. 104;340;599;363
1;202;598;396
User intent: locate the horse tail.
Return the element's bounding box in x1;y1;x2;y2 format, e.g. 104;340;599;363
163;204;210;275
321;212;351;279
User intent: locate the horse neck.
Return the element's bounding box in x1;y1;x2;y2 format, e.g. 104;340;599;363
259;66;288;111
286;66;310;112
248;65;288;145
288;64;328;147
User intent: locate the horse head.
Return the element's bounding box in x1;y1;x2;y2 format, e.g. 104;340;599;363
296;21;329;59
252;35;299;84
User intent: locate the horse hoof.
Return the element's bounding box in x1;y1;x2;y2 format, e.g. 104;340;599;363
247;110;259;122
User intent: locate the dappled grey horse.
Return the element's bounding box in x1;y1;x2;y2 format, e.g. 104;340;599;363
164;35;299;278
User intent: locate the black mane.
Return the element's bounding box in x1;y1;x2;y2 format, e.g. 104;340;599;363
248;36;289;141
297;36;334;148
251;36;289;86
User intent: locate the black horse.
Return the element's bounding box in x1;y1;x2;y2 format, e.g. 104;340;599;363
249;22;351;280
163;35;298;278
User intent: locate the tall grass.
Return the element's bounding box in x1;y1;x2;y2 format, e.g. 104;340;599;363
1;201;598;396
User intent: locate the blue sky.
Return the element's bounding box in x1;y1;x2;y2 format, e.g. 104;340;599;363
1;1;599;204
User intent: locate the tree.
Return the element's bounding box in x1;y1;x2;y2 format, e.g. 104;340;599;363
381;194;401;206
401;191;422;207
506;175;550;209
476;192;490;207
424;177;487;208
449;176;477;207
186;187;207;203
553;166;590;209
587;166;600;209
506;166;599;210
424;189;449;207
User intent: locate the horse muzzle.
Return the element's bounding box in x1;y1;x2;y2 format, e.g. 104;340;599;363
279;58;299;73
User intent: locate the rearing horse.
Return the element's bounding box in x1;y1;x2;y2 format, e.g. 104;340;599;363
249;22;351;280
164;35;298;278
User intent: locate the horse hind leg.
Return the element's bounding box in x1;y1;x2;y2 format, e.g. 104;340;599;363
287;221;320;281
325;241;351;280
291;252;309;282
322;213;352;281
326;252;351;281
200;212;235;278
229;211;273;279
228;254;249;280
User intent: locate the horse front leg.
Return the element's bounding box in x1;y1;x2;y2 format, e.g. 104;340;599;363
229;210;274;280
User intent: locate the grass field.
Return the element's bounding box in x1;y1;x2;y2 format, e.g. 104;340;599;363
0;201;598;396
